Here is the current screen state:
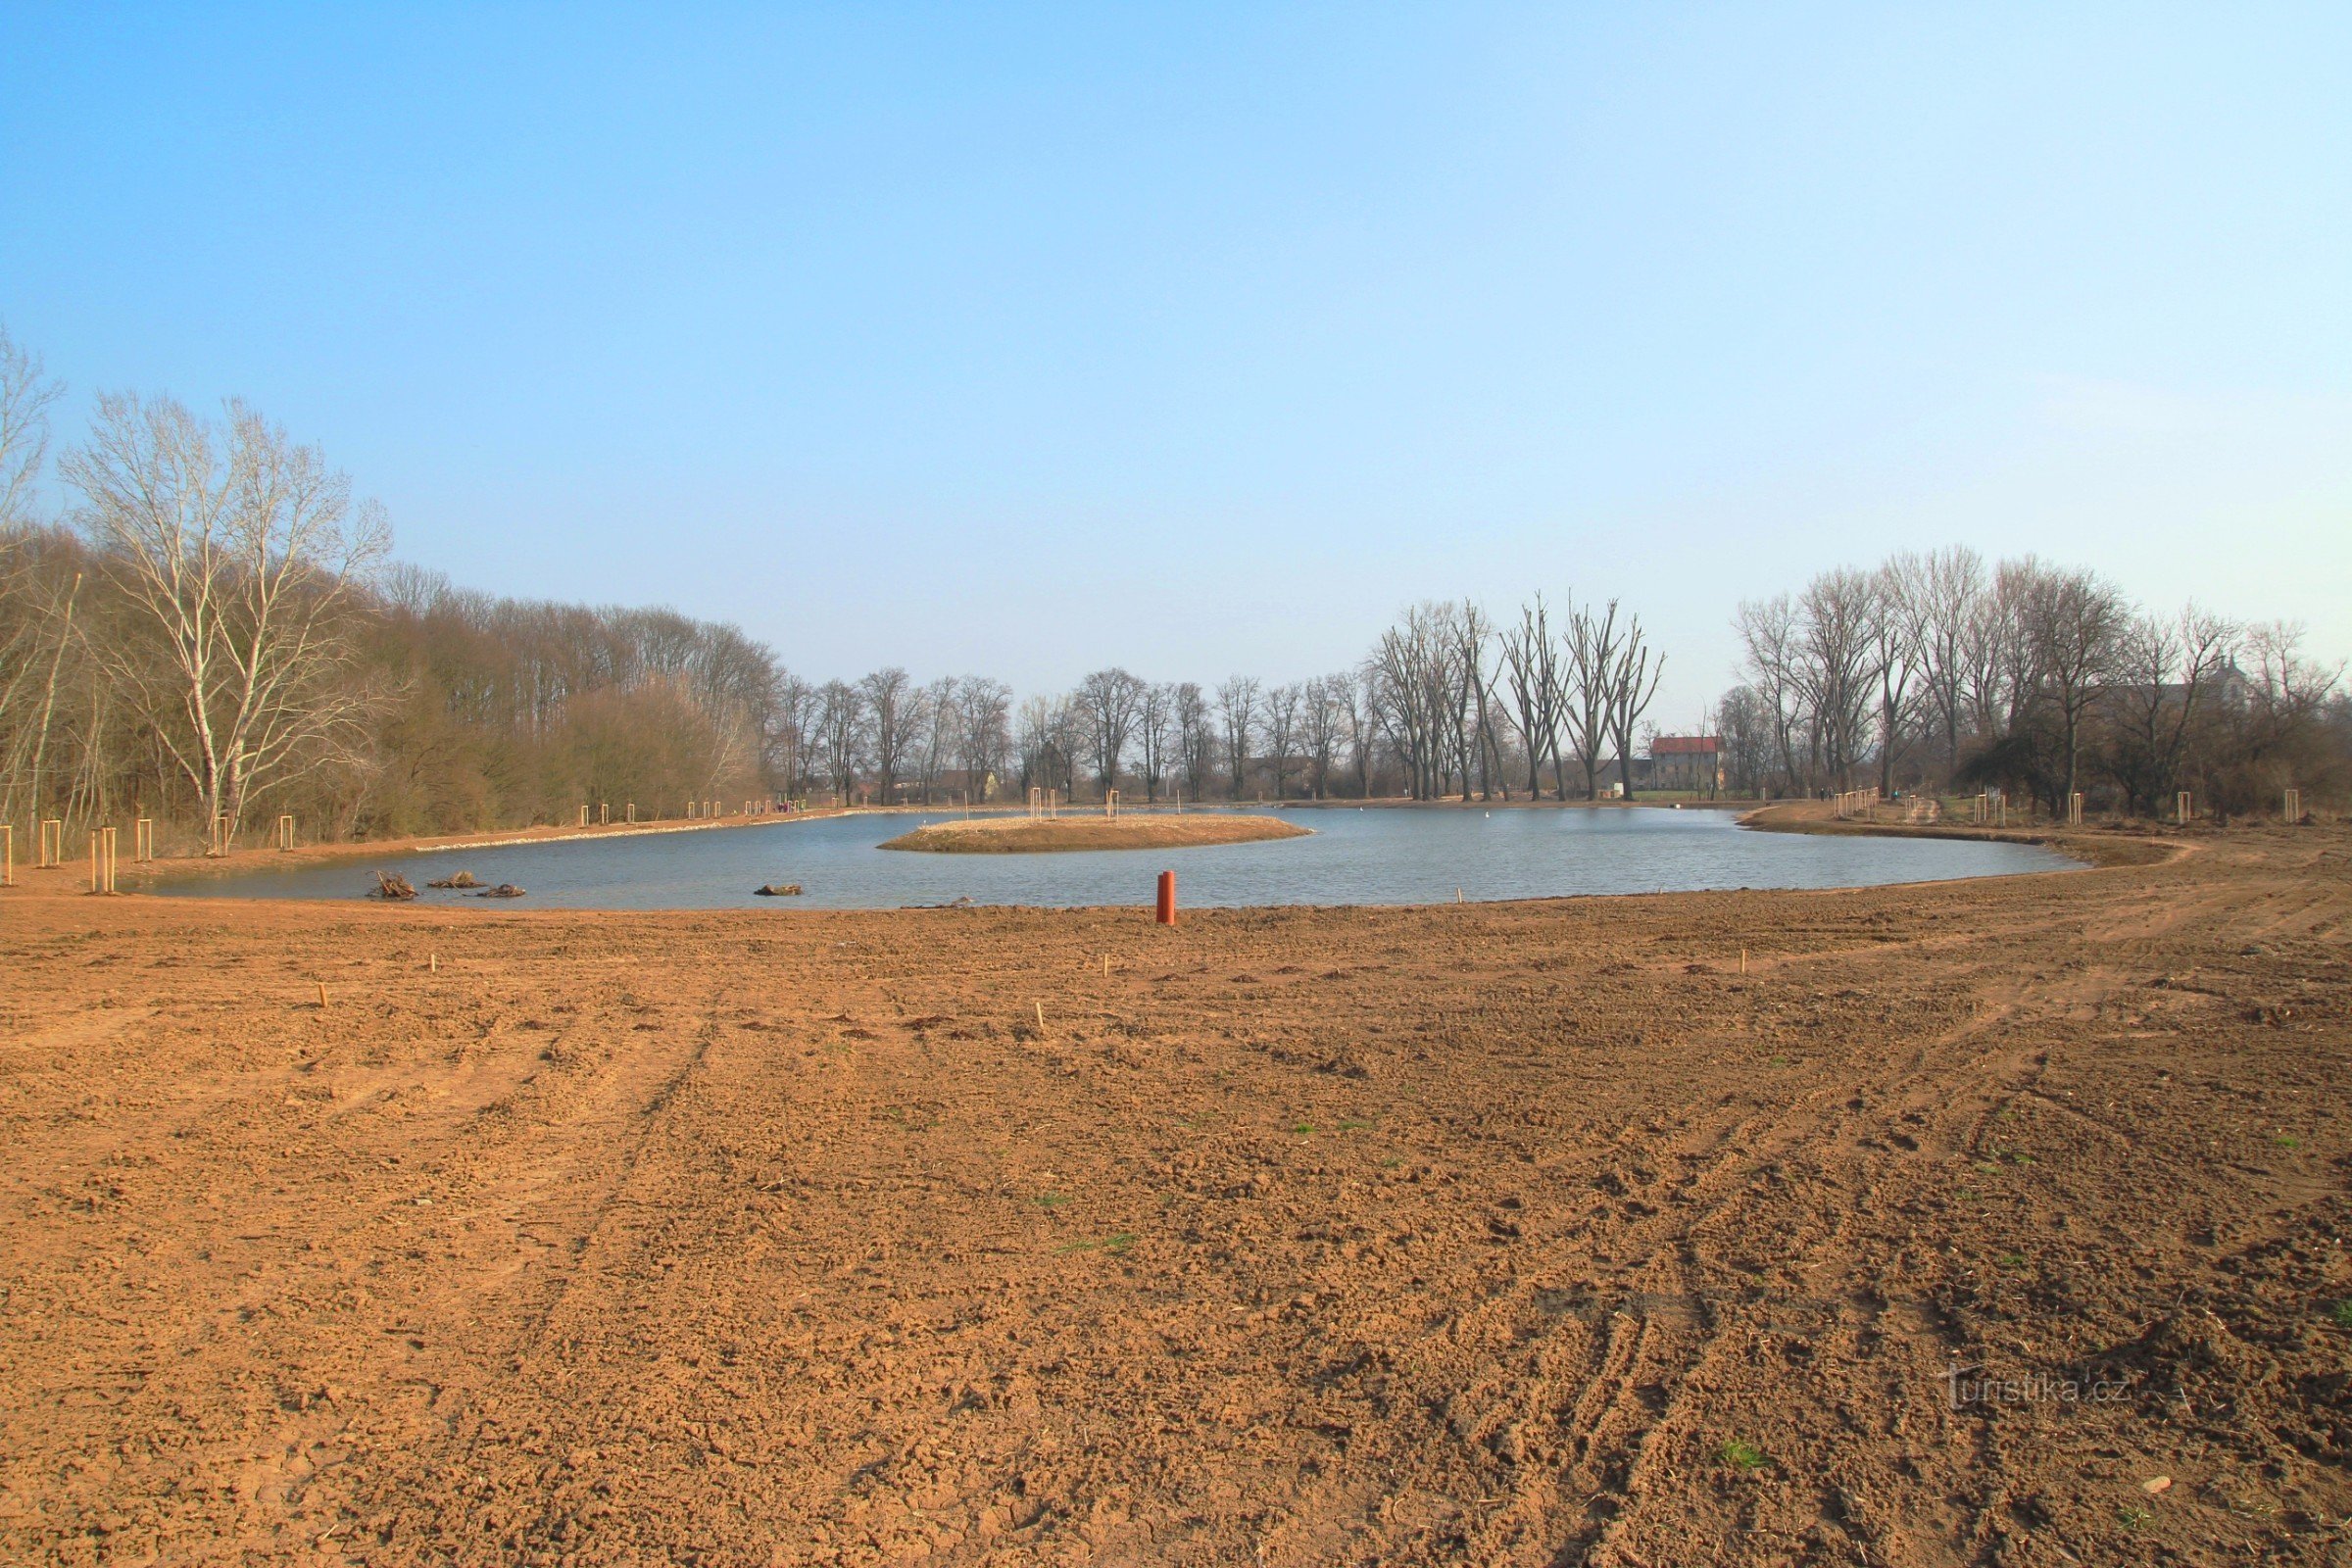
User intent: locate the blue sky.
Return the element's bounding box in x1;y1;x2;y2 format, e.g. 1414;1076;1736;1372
4;4;2346;723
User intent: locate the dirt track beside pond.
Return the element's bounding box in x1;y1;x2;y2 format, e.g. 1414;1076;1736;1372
2;823;2347;1565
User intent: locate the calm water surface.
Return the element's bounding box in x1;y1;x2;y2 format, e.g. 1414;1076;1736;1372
158;807;2077;910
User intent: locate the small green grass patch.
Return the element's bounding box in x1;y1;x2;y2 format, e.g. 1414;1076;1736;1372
1718;1438;1769;1474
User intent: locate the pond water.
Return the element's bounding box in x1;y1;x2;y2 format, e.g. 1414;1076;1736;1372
156;806;2077;910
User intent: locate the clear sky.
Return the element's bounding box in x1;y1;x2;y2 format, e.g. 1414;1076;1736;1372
4;4;2347;724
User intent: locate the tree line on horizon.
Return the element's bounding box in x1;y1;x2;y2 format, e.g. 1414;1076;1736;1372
1720;549;2347;820
3;326;2344;852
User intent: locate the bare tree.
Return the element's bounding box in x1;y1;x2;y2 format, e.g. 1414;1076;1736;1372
1796;568;1876;791
1013;694;1056;797
859;666;915;802
1075;667;1146;797
2106;608;2235;813
0;328;73;824
765;670;817;797
1605;614;1664;801
62;395;389;846
816;679;864;802
1173;682;1213;802
915;675;959;804
2023;565;2126;809
1299;676;1344;798
1216;675;1260;799
1562;597;1625;799
0;323;64;532
1449;600;1502;801
1869;557;1925;798
1911;546;1985;773
1135;681;1174;801
1735;593;1810;794
955;676;1011;801
1369;604;1463;799
1500;594;1567;798
1261;681;1302;799
1332;670;1372;797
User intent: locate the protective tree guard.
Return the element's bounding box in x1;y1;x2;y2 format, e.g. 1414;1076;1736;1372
1155;869;1177;926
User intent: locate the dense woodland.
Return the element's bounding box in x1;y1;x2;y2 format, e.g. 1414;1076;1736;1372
2;327;2344;851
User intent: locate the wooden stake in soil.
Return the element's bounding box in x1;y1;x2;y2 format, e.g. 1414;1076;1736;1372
101;826;117;893
277;813;295;851
1740;948;1748;976
39;817;62;868
2284;787;2302;823
1;824;12;887
429;952;438;973
317;981;328;1008
135;817;153;862
1034;1000;1046;1035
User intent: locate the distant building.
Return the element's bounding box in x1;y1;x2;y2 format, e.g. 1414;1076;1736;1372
1647;735;1722;795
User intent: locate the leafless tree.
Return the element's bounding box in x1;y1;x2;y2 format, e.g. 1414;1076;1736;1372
1449;600;1502;801
1261;681;1302;800
1869;558;1925;797
859;666;915;801
955;676;1010;801
1169;682;1212;802
1332;670;1372;797
1735;593;1810;793
1605;614;1664;800
816;679;864;802
1299;675;1344;798
764;670;817;796
1562;597;1626;799
2022;565;2126;808
914;675;959;803
1500;594;1567;798
1794;567;1877;791
62;394;389;845
1013;694;1055;797
1369;603;1466;799
0;323;63;532
1075;667;1146;797
1135;681;1174;801
2107;608;2236;813
1216;675;1260;799
1046;698;1086;800
0;328;74;823
1910;546;1986;773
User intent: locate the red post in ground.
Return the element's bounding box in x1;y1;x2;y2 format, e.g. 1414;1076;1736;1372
1154;869;1177;926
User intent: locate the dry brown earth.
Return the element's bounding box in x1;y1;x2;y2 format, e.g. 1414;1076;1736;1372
1;815;2346;1565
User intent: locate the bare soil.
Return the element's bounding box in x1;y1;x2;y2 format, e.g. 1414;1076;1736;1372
880;815;1312;854
2;815;2347;1566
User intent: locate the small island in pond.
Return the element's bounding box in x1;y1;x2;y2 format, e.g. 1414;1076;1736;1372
879;814;1312;854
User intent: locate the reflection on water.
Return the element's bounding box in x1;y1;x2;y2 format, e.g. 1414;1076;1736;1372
156;807;2077;910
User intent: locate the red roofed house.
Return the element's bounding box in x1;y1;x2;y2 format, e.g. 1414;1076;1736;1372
1647;735;1722;796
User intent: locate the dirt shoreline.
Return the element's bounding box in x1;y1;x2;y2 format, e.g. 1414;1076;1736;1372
2;815;2345;1565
